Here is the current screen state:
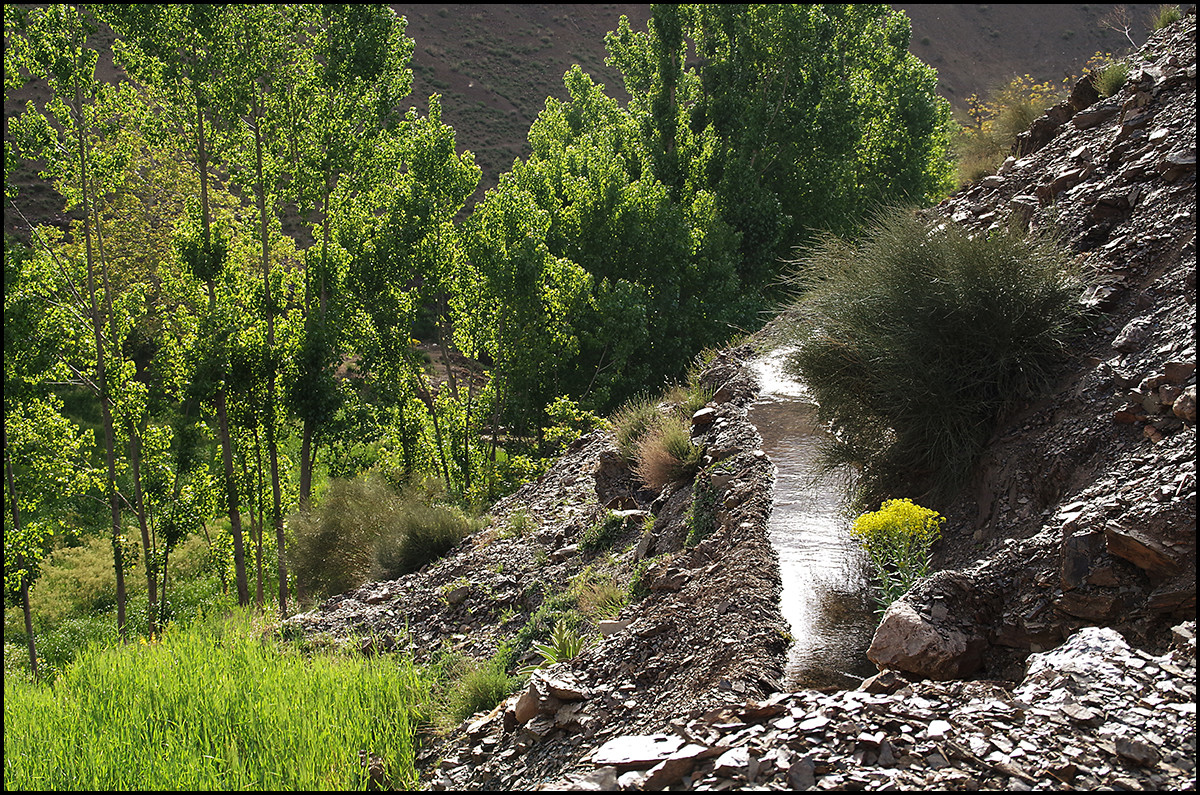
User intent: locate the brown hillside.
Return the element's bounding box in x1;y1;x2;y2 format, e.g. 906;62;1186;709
4;4;1170;237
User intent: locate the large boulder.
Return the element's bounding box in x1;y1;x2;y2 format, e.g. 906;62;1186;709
867;600;988;680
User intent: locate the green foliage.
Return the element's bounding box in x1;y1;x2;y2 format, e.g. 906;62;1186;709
851;498;944;614
570;567;630;621
372;500;477;581
512;590;583;658
685;471;720;547
542;395;608;457
579;511;628;553
287;476;475;601
954;74;1069;184
1090;57;1130;98
781;208;1085;507
1152;5;1183;30
3;610;430;790
517;620;587;675
440;650;515;724
610;394;663;462
627;556;659;604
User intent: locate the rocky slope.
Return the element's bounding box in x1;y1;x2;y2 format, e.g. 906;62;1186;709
284;11;1196;792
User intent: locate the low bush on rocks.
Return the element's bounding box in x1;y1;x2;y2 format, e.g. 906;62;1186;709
632;415;705;491
288;476;480;601
579;511;627;553
781;207;1086;507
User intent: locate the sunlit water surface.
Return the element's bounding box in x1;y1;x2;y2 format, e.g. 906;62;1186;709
748;349;877;691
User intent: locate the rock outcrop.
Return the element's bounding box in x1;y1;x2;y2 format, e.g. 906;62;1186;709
868;8;1196;684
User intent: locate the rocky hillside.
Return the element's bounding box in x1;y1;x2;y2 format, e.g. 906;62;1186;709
284;11;1196;792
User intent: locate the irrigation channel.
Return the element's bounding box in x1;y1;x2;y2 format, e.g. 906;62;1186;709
748;348;879;691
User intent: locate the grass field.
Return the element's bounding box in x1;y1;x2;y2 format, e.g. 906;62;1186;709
4;609;433;791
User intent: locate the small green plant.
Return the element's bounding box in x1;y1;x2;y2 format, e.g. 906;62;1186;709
851;499;945;615
517;620;586;675
1152;4;1182;30
627;557;657;604
446;655;514;723
512;590;581;657
579;511;627;553
542;395;609;456
685;472;720;547
501;510;534;538
1090;57;1130;98
570;567;629;620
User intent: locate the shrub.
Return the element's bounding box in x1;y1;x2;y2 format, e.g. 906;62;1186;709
570;567;628;620
632;415;705;491
851;499;944;614
1090;57;1130;98
579;511;627;553
289;476;476;600
288;478;393;600
542;395;608;456
610;394;661;462
372;501;475;581
1152;4;1182;30
512;591;582;658
954;75;1067;184
446;655;514;723
781;208;1085;507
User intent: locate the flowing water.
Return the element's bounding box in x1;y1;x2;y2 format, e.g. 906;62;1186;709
748;348;878;691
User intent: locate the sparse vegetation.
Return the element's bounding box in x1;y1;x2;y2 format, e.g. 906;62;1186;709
954;74;1069;184
1152;4;1182;30
579;511;628;553
571;567;629;621
610;394;662;462
685;472;720;547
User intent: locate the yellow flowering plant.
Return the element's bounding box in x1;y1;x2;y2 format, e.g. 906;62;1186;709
851;498;945;615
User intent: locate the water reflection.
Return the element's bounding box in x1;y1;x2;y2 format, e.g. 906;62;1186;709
749;350;878;690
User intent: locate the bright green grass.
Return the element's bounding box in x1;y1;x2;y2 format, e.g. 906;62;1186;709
3;609;432;790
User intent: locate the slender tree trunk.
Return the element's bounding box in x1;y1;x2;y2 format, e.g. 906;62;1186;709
196;89;250;607
128;425;157;635
5;428;38;678
252;427;265;610
72;48;126;640
215;389;250;606
251;98;288;616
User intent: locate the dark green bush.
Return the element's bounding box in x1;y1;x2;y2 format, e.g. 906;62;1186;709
289;477;476;600
781;208;1085;507
372;501;474;580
